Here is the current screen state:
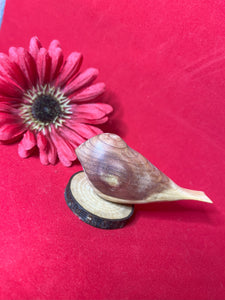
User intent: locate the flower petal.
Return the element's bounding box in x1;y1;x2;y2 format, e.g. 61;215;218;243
55;52;82;87
48;40;63;82
0;102;18;113
71;103;113;119
39;150;49;165
19;130;36;150
9;47;38;88
0;103;25;139
63;68;99;96
0;96;23;103
58;125;86;147
0;74;24;97
70;116;109;125
69;82;105;102
0;112;18;125
37;132;49;165
18;143;32;158
18;131;36;158
36;48;51;85
0;53;28;89
46;134;57;165
0;122;25;141
29;36;42;60
48;40;61;52
66;122;103;139
37;131;47;150
50;126;76;167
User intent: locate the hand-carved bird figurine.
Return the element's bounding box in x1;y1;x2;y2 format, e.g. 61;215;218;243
75;133;212;205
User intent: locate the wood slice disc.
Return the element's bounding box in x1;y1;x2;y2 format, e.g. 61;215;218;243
65;171;134;229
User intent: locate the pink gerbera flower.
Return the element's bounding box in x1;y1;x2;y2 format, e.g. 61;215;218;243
0;37;113;166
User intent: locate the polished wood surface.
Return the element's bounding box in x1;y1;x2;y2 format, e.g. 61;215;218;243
76;133;212;204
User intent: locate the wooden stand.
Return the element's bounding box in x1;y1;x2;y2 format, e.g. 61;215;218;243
65;171;134;229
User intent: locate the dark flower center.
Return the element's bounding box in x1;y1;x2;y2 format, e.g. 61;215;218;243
32;95;62;123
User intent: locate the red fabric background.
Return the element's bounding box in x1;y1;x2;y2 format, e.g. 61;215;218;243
0;1;225;299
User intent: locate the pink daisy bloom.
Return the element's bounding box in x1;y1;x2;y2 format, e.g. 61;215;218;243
0;37;113;166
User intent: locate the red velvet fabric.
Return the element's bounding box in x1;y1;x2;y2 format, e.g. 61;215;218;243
1;1;225;299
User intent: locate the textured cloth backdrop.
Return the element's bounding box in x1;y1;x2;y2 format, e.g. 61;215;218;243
0;1;225;299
